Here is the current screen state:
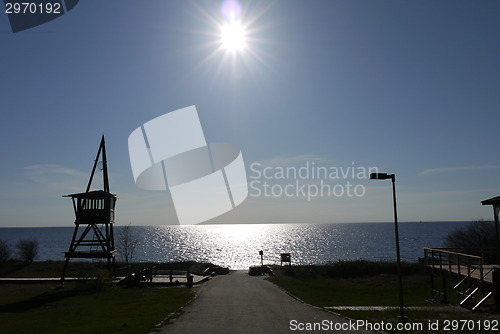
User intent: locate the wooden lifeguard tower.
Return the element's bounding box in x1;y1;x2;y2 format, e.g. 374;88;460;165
60;136;117;282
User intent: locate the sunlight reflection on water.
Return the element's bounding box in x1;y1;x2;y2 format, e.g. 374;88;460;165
130;222;469;269
0;222;470;270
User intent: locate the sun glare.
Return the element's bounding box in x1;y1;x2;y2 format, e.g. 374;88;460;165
221;21;246;52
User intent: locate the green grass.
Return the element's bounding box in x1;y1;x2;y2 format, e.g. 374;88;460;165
0;260;212;278
0;282;194;334
0;261;198;334
269;272;434;307
0;260;201;278
1;260;111;278
268;262;500;333
337;308;500;334
3;260;500;333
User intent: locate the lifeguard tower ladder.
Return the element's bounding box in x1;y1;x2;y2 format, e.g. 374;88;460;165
60;136;117;282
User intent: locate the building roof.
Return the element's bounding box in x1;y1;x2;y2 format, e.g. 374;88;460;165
481;196;500;206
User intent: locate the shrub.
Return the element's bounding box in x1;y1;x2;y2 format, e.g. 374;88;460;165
445;219;496;249
16;239;39;263
0;240;11;273
444;219;497;263
0;240;11;263
280;260;425;279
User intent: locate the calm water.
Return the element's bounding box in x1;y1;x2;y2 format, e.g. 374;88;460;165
0;221;470;270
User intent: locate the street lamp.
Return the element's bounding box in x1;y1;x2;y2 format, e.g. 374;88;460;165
370;172;407;322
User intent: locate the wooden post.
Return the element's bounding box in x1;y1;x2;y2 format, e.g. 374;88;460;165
494;206;500;265
442;272;448;303
493;267;500;310
430;268;435;300
448;253;452;278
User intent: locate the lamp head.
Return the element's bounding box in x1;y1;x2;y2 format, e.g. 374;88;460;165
370;173;394;180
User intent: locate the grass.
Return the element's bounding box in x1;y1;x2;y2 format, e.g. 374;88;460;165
269;273;433;306
0;283;194;334
2;260;102;278
268;261;500;334
0;261;196;334
3;260;500;333
0;260;200;278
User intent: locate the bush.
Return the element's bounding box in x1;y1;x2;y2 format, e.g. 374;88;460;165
444;219;497;263
0;240;12;274
0;239;11;265
279;260;425;279
16;239;39;263
445;219;496;248
445;220;495;245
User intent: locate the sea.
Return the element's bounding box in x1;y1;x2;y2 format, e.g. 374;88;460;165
0;221;471;270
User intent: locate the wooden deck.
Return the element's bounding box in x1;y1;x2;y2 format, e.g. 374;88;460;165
424;247;497;286
424;248;499;309
441;264;495;284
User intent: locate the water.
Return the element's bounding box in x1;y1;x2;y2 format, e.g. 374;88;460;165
0;221;470;269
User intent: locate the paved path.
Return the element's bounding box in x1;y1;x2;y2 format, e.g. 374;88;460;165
158;271;376;334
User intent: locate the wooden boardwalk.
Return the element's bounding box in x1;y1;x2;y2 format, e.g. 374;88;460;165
446;265;496;285
424;248;497;287
424;248;498;309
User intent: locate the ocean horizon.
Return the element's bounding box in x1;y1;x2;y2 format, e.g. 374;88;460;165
0;221;471;270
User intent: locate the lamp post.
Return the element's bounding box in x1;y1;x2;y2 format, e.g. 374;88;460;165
370;172;406;322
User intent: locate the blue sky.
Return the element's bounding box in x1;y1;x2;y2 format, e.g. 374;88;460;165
1;0;499;227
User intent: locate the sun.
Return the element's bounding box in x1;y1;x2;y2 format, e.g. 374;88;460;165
220;21;246;52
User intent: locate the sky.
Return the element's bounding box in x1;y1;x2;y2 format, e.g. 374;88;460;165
0;0;499;227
